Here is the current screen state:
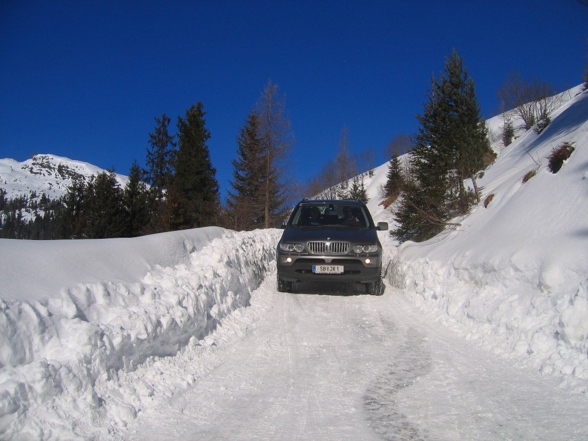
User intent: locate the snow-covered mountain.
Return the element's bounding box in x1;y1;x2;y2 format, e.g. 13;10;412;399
0;84;587;440
0;154;128;200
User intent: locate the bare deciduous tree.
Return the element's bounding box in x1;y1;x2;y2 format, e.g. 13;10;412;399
335;126;357;190
255;81;295;227
584;37;588;90
305;160;342;200
385;133;412;160
360;147;376;177
497;72;559;130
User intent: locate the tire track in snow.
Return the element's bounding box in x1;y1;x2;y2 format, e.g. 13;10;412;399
364;327;432;441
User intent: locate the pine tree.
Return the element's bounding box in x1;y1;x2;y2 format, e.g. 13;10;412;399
502;114;515;146
393;50;491;242
437;49;491;205
226;111;266;230
144;114;175;233
84;171;126;238
348;175;368;203
169;102;220;230
61;176;87;238
384;152;404;199
255;81;294;227
123;161;151;236
145;113;175;200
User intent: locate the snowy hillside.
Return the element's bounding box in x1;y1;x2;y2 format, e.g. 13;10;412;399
391;84;588;381
0;154;128;200
0;84;586;440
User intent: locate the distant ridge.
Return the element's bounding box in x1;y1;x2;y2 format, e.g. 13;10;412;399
0;154;128;201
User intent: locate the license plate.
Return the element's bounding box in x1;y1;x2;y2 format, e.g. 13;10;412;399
312;265;344;274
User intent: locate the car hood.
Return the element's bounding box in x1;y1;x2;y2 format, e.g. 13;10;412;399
279;226;379;244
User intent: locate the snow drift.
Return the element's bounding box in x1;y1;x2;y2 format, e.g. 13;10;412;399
0;228;280;439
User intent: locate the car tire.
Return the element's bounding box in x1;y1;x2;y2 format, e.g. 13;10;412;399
277;276;293;293
365;276;383;295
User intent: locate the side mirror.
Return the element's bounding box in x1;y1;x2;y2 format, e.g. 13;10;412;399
376;222;388;231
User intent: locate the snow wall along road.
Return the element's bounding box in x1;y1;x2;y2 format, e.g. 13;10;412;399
0;227;281;440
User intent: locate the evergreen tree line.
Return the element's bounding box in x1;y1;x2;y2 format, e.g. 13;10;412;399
0;81;293;239
0;190;64;239
0;166;151;239
4;50;579;241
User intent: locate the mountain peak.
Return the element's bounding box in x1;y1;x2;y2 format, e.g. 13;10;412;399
0;154;128;200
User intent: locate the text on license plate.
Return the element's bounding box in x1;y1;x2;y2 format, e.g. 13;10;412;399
312;265;344;274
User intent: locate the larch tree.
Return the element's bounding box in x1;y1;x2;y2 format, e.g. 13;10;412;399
255;81;294;228
169;102;220;230
584;38;588;90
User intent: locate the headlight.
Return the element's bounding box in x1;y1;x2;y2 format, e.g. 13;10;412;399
279;243;304;252
352;244;378;253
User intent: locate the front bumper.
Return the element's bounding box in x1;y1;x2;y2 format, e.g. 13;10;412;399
277;254;382;284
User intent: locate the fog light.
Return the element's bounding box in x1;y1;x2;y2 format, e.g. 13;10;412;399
365;258;371;264
286;257;293;263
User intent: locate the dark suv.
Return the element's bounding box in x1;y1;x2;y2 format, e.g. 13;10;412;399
276;199;388;295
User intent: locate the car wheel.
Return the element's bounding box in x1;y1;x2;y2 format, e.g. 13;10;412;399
365;276;383;295
277;276;293;293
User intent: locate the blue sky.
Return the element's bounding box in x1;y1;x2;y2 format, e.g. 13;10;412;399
1;0;587;201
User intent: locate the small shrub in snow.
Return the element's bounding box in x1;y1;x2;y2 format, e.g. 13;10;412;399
483;194;494;208
502;117;515;146
548;142;575;174
522;169;537;183
535;110;551;134
483;150;498;166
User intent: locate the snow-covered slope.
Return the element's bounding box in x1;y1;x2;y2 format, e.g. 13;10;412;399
0;154;128;200
391;84;588;382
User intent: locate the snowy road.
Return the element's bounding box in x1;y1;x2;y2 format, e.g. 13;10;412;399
122;278;588;441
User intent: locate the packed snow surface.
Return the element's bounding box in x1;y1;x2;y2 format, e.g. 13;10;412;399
0;85;587;440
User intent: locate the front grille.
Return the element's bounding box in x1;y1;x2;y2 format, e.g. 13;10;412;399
307;241;349;255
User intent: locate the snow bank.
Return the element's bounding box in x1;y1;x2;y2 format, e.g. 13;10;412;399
388;86;588;389
0;227;281;440
0;227;226;302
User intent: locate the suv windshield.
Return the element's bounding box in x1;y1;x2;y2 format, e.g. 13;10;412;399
290;202;369;228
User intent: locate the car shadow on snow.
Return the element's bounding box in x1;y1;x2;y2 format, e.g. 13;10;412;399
287;281;371;296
